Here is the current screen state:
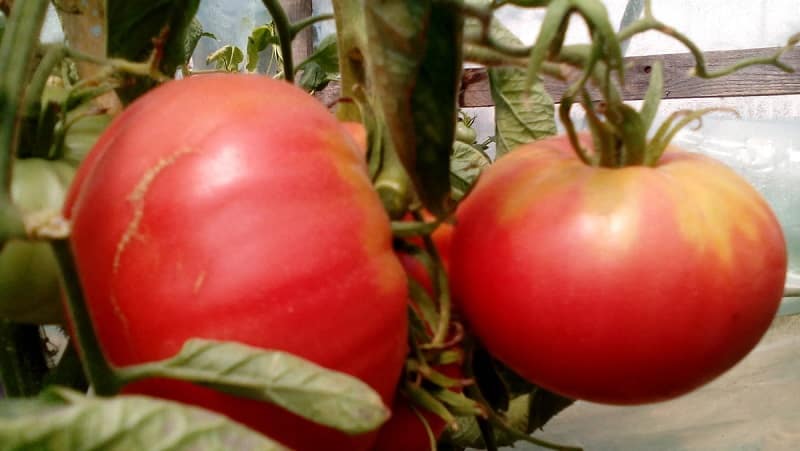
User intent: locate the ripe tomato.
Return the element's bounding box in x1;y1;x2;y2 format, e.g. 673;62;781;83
65;74;408;450
451;134;787;404
0;159;74;324
341;121;367;157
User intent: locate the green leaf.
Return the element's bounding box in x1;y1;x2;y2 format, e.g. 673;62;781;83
450;141;490;201
527;387;574;432
296;35;339;91
472;345;510;412
297;34;339;74
365;0;464;216
183;18;216;68
107;0;201;101
0;387;290;450
485;20;556;157
206;45;244;72
122;339;390;435
245;23;279;73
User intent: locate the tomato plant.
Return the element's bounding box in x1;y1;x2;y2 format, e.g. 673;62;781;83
0;159;73;324
451;134;787;404
64;74;409;450
1;1;797;450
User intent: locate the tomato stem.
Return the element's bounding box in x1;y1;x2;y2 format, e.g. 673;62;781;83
50;238;123;395
0;0;49;240
260;0;295;83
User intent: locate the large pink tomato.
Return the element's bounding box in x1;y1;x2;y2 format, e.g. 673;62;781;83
451;134;787;404
65;74;408;450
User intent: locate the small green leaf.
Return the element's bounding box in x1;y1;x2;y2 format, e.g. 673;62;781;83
245;23;279;72
0;387;289;450
123;339;390;435
183;18;216;67
207;45;244;72
297;34;339;74
296;35;339;91
450;141;490;201
485;21;556;157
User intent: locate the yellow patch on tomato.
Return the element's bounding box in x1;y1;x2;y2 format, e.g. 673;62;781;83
657;155;774;267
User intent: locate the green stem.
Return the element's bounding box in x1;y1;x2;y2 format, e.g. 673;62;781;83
0;0;48;243
50;238;122;395
331;0;367;121
290;14;334;38
618;18;797;78
0;321;49;397
261;0;295;83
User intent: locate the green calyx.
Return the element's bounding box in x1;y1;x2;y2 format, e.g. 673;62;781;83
460;0;798;169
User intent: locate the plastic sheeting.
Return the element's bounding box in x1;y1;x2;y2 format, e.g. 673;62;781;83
501;314;800;450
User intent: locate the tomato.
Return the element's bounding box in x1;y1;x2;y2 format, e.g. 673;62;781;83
451;134;787;404
372;393;444;451
0;159;73;324
341;121;368;157
65;74;408;450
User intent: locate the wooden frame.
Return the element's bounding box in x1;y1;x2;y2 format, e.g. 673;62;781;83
461;46;800;107
316;46;800;107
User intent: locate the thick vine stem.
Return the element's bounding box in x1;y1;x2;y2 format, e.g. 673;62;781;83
47;231;122;396
290;14;334;38
0;0;49;195
260;0;296;83
331;0;368;121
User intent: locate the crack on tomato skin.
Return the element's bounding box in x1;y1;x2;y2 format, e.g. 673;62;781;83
193;271;206;294
109;147;196;353
112;147;196;274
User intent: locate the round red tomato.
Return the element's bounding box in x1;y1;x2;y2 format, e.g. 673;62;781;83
65;74;408;450
451;134;787;404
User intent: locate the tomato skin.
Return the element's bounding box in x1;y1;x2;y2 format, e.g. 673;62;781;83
0;159;74;324
66;74;408;450
451;134;787;404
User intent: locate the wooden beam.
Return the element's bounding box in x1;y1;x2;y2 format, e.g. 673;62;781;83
461;46;800;107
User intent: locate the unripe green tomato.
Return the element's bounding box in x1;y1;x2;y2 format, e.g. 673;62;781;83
455;121;477;144
0;159;74;324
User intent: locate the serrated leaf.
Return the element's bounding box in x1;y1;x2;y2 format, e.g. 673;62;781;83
126;339;390;435
0;387;289;451
450;141;490;200
245;24;279;72
486;21;556;157
207;45;244;72
365;1;463;216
